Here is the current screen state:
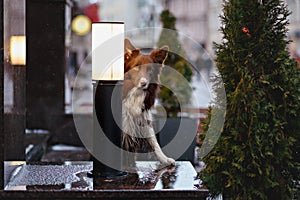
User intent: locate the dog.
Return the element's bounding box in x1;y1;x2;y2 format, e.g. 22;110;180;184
122;39;175;168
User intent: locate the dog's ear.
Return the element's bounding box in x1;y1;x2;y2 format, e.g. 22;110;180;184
124;38;140;60
150;46;169;64
125;38;136;52
124;39;140;73
125;49;140;61
125;49;140;73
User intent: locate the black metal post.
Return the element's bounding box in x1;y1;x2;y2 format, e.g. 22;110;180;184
90;80;126;178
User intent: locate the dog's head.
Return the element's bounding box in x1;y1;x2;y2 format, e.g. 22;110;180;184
124;39;168;91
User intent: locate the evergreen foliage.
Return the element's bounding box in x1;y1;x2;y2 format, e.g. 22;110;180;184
200;0;300;199
157;10;193;117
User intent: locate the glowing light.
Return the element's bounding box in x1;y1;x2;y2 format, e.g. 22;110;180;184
92;22;124;80
10;36;26;65
72;15;91;36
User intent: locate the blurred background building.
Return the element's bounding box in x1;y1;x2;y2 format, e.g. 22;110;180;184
4;0;300;111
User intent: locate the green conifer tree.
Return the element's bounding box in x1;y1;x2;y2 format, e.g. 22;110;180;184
157;10;193;117
200;0;300;199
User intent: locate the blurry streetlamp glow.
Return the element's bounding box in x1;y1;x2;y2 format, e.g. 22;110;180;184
10;36;26;66
92;22;124;80
72;15;91;36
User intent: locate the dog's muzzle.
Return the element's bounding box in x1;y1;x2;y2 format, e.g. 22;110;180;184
139;77;149;89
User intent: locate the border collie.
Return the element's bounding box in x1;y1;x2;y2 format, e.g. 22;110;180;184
122;39;175;168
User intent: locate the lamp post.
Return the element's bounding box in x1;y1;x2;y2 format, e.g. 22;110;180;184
90;22;126;178
8;35;26;161
10;35;26;112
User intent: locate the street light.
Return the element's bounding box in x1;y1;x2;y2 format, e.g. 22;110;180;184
90;22;125;178
71;15;91;36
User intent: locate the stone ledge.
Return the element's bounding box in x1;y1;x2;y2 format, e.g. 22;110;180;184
0;190;209;200
2;161;209;199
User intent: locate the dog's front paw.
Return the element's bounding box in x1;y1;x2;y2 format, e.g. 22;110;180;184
161;157;175;167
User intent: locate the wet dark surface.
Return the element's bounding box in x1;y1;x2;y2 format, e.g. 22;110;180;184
2;161;209;199
4;161;205;191
4;161;92;190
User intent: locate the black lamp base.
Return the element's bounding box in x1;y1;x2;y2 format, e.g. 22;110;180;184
88;155;127;179
92;80;126;179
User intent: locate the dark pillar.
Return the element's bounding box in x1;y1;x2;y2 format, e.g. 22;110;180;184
4;66;26;161
26;0;70;130
0;0;4;190
3;0;26;162
92;81;125;178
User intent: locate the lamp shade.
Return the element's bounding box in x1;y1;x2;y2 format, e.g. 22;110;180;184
10;36;26;65
92;22;124;80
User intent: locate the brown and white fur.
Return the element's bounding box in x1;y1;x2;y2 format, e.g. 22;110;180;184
122;39;175;168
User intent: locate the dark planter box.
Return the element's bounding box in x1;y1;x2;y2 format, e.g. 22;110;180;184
154;117;198;164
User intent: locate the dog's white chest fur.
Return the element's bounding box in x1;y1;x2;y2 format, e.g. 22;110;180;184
122;87;153;139
122;87;175;166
